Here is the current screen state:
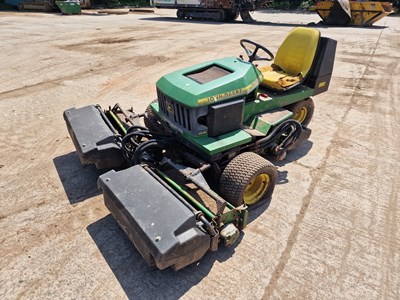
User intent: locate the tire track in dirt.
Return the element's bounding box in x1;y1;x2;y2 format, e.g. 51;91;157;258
370;62;400;299
263;24;388;299
379;183;400;299
0;53;170;101
0;62;124;100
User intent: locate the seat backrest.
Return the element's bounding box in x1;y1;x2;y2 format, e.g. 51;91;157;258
274;27;320;78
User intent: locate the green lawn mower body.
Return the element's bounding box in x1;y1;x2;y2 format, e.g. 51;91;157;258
63;28;337;270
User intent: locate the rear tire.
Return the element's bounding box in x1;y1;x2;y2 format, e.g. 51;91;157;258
219;152;277;209
284;98;315;127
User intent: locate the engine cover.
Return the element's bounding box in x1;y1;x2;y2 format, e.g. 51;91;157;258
156;57;262;109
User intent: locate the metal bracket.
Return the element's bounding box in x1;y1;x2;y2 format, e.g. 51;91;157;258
161;157;227;215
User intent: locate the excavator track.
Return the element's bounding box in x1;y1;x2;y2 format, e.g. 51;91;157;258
177;8;227;21
162;0;394;26
176;7;254;23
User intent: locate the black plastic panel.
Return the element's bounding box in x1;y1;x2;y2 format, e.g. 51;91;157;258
307;37;337;95
98;165;211;270
207;99;244;137
63;105;125;169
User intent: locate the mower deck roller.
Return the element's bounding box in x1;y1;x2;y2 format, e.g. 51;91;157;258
98;165;211;270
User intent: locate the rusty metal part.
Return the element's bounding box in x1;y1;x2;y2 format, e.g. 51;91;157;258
111;103;144;127
313;1;395;26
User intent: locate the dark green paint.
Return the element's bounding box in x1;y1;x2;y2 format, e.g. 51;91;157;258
183;129;252;156
152;57;315;156
156;57;262;108
108;110;127;135
243;86;314;125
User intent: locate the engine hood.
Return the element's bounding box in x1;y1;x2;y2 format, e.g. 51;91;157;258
156;57;263;108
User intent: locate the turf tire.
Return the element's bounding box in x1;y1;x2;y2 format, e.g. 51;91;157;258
143;100;166;134
219;152;277;209
284;97;315;127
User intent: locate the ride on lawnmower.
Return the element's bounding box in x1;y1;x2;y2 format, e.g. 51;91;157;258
64;27;337;270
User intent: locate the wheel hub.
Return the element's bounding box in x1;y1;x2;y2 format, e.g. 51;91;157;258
293;107;307;123
244;173;270;205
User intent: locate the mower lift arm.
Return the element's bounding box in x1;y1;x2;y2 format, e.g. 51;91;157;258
161;158;228;216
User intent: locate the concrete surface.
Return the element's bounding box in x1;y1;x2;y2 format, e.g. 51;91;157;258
0;8;399;300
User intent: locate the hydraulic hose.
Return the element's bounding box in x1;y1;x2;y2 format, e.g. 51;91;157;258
126;125;148;133
120;124;173;165
132;138;174;166
255;119;302;151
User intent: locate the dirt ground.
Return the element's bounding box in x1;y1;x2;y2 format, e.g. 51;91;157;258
0;8;399;300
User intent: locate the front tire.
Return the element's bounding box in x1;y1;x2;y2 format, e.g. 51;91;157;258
219;152;277;209
143;101;166;134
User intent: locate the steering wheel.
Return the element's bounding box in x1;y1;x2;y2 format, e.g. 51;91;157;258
240;39;274;63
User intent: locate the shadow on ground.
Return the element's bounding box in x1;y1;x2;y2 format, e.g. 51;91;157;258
247;196;272;223
53;152;105;205
87;214;243;299
273;140;314;168
140;16;313;28
140;16;388;29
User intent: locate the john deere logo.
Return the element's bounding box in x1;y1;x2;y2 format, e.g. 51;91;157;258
167;103;174;113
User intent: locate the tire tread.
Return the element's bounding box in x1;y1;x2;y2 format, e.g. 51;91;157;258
220;152;277;208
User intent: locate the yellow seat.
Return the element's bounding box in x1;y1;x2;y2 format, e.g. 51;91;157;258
259;27;320;91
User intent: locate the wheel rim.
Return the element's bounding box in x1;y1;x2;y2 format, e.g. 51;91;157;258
244;173;270;205
293;107;307;123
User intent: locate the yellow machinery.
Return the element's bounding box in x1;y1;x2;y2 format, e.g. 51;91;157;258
313;0;395;26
